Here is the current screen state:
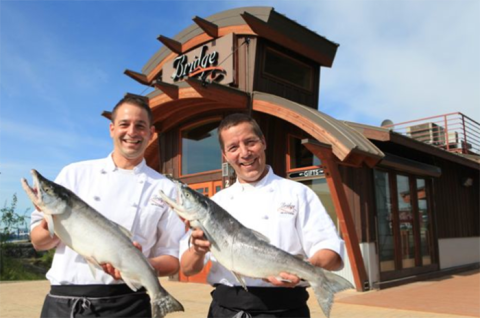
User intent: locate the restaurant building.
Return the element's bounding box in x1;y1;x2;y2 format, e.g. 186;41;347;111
106;7;480;291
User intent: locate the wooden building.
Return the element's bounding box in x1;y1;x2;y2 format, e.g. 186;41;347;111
109;7;480;291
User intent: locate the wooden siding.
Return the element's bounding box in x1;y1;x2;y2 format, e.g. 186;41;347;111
433;160;479;238
339;165;377;243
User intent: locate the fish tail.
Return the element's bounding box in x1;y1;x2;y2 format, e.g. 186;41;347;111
310;268;354;318
151;294;184;318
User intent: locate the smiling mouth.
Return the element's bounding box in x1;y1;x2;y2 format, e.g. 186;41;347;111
240;159;256;167
123;139;142;145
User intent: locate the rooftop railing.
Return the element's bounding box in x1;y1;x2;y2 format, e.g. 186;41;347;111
382;112;480;156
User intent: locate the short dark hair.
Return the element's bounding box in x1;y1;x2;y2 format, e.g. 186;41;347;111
218;113;264;150
111;94;153;126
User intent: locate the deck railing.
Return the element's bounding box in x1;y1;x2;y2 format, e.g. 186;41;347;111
382;112;480;156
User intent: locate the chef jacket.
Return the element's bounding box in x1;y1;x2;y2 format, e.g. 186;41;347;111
30;154;185;286
179;166;345;288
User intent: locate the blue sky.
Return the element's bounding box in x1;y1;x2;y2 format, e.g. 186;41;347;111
1;0;479;214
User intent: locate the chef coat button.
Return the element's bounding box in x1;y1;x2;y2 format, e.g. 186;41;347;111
139;180;144;184
93;196;100;201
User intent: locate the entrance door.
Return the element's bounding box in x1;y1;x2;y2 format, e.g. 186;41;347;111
374;170;436;280
178;180;222;283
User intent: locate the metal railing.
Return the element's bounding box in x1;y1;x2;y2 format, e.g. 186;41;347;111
382;112;480;156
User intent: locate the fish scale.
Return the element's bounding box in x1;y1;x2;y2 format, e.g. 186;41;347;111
157;179;354;318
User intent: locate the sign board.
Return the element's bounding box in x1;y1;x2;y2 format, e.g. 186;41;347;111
163;33;234;85
288;168;324;179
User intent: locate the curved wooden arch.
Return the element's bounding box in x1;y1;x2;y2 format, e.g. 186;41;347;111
252;92;383;167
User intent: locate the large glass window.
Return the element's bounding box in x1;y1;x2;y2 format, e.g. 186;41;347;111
264;48;313;90
181;120;221;176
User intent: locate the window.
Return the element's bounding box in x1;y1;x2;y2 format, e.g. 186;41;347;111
288;135;321;170
181;120;222;176
263;48;313;91
374;170;395;272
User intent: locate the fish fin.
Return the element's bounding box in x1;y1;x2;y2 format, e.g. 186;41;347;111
310;267;354;318
151;293;184;317
251;229;270;243
44;214;55;238
231;272;248;291
122;276;143;292
84;256;103;280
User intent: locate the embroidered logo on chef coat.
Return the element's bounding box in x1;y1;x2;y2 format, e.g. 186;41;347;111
278;202;297;215
150;196;166;208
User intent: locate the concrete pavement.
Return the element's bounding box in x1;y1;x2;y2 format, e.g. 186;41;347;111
1;269;478;318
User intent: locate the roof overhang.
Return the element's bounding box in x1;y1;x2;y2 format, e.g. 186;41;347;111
252;92;384;167
345;121;480;170
130;6;338;85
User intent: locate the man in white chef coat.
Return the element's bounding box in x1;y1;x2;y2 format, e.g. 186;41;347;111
180;113;345;317
30;95;185;318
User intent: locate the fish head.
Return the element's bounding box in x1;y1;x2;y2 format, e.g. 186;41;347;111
21;169;69;215
156;178;210;222
177;183;210;215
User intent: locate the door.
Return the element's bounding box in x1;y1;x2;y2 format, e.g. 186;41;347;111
374;170;436;280
178;180;222;283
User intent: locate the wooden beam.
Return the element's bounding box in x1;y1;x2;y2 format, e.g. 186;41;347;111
157;35;183;54
302;139;369;291
240;11;335;67
185;78;249;107
124;69;151;86
192;16;219;38
153;80;179;100
101;111;112;121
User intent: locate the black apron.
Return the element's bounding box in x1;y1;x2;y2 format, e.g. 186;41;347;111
40;284;151;318
208;284;310;318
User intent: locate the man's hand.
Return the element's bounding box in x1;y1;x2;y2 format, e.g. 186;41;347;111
189;227;211;255
264;272;301;288
101;241;143;280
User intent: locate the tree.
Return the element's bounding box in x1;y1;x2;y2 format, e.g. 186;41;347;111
0;194;29;276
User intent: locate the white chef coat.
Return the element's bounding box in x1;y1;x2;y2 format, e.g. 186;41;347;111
179;166;345;288
30;154;185;286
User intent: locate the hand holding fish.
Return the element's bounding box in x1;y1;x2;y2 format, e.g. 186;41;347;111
264;272;301;288
30;218;60;251
101;241;143;280
188;226;211;255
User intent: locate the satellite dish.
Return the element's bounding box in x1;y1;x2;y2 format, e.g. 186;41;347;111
381;119;394;127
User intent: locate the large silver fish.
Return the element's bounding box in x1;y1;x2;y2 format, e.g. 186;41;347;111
21;169;184;318
155;180;354;318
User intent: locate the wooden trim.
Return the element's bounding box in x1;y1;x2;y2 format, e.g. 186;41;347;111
193;16;219;38
157;35;183;54
124;69;150;86
302;139;369;291
379;153;442;177
153;80;179;99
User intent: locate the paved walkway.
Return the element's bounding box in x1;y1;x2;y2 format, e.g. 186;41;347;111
1;269;478;318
